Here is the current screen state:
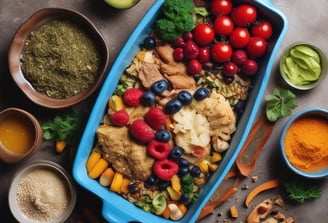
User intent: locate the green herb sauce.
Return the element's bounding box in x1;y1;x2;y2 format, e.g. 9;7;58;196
21;19;101;99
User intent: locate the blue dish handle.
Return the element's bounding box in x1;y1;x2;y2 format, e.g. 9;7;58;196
102;200;138;223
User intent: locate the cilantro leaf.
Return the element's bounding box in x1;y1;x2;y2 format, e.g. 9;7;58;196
42;111;82;146
265;88;298;122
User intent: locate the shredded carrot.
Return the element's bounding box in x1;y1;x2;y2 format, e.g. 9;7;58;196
55;140;66;153
245;178;280;207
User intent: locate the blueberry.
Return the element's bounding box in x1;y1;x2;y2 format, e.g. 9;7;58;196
193;87;210;101
177;90;193;105
157;180;169;190
190;166;201;177
179;192;190;204
178;157;189;167
151;80;169;95
155;129;171;142
144;175;157;188
178;166;189;176
223;75;235;84
164;99;183;114
234;99;246;116
143;36;156;50
128;182;138;193
141;91;155;106
169;146;183;160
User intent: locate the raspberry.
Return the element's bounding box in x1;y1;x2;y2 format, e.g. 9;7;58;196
123;88;143;107
110;109;129;127
147;140;171;160
153;159;179;181
145;107;167;131
129;119;154;143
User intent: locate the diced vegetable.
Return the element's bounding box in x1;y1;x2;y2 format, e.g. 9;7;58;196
86;151;101;172
88;158;109;179
99;167;115;186
110;172;124;193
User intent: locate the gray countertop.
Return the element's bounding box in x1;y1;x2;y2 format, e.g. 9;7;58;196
0;0;327;222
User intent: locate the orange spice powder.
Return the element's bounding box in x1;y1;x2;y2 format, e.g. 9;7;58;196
284;115;328;172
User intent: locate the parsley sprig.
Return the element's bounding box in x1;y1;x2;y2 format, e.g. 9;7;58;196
42;111;82;146
265;88;298;122
283;180;321;203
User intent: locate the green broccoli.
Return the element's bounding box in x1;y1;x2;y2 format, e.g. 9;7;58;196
156;0;195;41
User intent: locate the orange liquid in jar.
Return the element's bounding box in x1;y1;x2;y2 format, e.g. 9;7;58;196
0;114;35;154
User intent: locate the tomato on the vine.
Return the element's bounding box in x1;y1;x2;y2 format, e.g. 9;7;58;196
251;20;273;40
210;0;232;16
213;16;234;36
193;24;215;46
211;42;233;63
231;4;257;27
229;27;250;49
246;36;267;58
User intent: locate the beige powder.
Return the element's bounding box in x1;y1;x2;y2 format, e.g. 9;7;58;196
16;168;69;222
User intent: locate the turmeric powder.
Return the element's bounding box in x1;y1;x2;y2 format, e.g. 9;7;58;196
284;116;328;172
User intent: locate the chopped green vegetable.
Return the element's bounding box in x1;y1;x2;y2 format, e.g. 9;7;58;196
283;180;321;203
181;173;194;193
193;7;209;24
42;111;82;146
265;88;298;122
155;0;195;41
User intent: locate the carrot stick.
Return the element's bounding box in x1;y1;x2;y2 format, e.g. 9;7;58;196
245;178;279;207
55;140;66;153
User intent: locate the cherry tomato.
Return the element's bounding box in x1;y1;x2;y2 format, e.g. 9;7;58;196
229;27;250;49
211;0;232;16
246;36;267;58
213;16;234;36
193;24;215;46
223;61;238;76
211;42;233;63
187;59;202;75
231;4;257;27
251;20;273;40
198;47;210;63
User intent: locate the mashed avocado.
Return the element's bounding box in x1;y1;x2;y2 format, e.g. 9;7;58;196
282;45;321;86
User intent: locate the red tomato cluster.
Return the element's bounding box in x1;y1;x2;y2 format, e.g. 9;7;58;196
172;0;273;77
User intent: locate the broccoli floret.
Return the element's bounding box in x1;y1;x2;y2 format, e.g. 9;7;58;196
156;0;195;41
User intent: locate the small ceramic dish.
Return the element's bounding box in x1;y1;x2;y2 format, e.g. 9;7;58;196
280;42;328;90
8;160;77;223
0;107;43;163
8;8;110;109
280;107;328;178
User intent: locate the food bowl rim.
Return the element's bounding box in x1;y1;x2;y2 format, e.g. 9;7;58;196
8;160;77;223
280;107;328;178
279;41;328;90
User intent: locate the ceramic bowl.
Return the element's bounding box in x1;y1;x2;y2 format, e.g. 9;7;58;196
73;0;288;222
8;160;76;223
280;42;328;90
280;107;328;178
8;8;110;109
0;107;43;163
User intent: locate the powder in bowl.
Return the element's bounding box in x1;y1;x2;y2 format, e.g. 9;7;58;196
283;115;328;172
9;161;76;223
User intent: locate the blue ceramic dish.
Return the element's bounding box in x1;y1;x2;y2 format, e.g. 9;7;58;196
280;107;328;178
73;0;288;222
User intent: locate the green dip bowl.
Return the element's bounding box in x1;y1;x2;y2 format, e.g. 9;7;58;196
280;42;328;90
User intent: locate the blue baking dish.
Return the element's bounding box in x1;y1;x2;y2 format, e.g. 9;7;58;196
73;0;288;222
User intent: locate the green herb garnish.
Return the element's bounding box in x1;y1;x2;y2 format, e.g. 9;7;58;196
42;111;81;146
283;180;321;203
265;88;298;122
